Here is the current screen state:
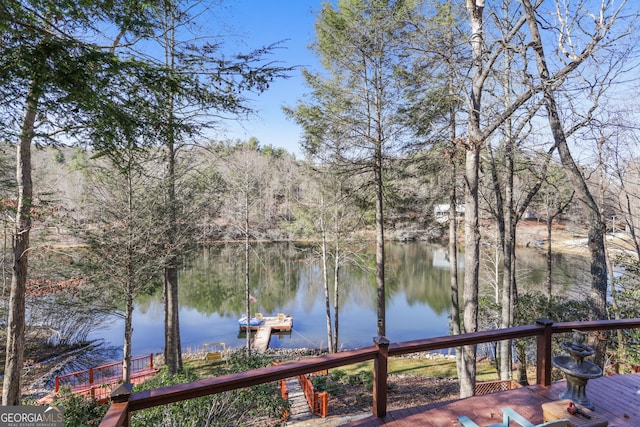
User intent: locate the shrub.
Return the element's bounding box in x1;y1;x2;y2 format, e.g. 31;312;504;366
329;369;347;382
52;388;108;427
346;370;374;391
132;355;288;427
310;375;341;395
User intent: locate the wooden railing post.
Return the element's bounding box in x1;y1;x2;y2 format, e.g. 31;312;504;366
89;367;95;399
373;336;390;418
319;391;328;417
536;318;554;386
99;383;133;427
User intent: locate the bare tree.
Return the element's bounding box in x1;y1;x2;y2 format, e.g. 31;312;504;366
291;163;364;353
138;0;292;373
537;165;574;299
460;0;487;398
219;144;271;355
396;0;468;383
288;1;416;337
521;0;635;365
0;0;156;404
81;150;162;382
456;0;636;393
612;143;640;261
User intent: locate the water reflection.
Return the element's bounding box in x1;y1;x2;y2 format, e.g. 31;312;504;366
92;242;590;357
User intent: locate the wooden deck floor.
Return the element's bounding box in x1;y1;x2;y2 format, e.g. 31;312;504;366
342;374;640;427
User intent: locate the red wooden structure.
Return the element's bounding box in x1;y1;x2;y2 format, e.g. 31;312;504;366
99;319;640;427
297;373;329;417
55;354;159;403
279;379;289;419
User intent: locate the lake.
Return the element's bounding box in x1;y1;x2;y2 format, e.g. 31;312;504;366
90;242;591;358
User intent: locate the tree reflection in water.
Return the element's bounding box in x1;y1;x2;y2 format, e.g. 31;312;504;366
95;242;590;355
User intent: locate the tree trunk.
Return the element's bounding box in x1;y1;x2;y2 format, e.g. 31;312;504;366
333;250;340;353
500;217;516;380
123;174;135;383
245;191;251;356
515;339;529;386
448;156;463;382
619;189;640;260
461;145;480;398
598;138;625;360
375;141;386;337
333;201;341;352
164;142;181;372
164;261;181;372
546;216;553;299
446;55;463;382
162;1;182;375
460;0;485;399
499;54;516;380
320;195;334;352
123;286;133;383
3;83;37;405
163;107;182;373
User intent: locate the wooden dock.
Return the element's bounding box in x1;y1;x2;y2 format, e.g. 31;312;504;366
245;314;293;352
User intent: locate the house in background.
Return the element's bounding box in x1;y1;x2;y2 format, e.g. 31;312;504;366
434;204;465;224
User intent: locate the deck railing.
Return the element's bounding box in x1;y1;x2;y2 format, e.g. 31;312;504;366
99;318;640;427
298;373;329;417
56;354;158;402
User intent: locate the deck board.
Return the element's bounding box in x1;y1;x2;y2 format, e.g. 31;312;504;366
341;374;640;427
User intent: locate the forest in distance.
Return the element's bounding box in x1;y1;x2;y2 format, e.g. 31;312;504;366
3;0;640;412
12;140;616;356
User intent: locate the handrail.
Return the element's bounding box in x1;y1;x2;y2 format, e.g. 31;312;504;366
387;323;545;356
550;318;640;334
129;347;378;412
56;354;156;393
99;318;640;427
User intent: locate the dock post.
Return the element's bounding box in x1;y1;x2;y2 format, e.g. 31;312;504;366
373;336;390;418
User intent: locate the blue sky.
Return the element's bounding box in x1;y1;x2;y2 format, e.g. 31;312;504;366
177;1;637;160
215;1;326;157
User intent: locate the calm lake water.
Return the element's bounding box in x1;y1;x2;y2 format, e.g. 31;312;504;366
90;242;591;358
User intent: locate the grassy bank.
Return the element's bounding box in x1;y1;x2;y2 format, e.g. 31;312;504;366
184;351;504;383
